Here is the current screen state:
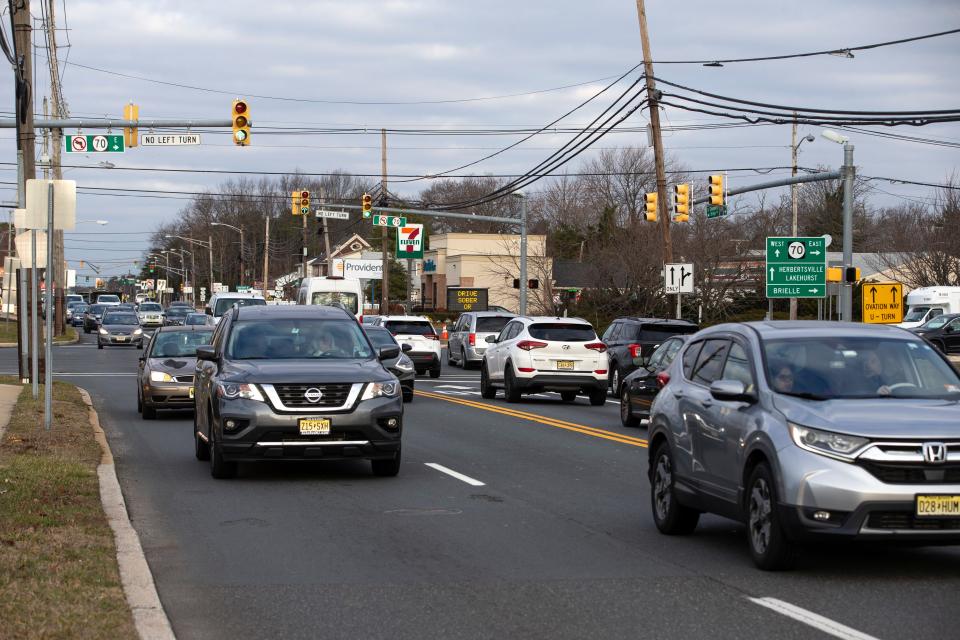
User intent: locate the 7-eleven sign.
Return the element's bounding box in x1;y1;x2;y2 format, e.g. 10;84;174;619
396;224;424;259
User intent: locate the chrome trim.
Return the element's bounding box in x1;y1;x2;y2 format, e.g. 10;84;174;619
254;440;370;447
260;383;362;413
858;441;960;463
196;431;209;443
860;526;960;536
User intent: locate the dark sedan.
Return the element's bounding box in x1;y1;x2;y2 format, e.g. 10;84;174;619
163;306;191;326
364;325;415;402
138;326;214;419
83;304;108;334
912;313;960;354
97;312;144;349
620;334;690;427
69;303;89;327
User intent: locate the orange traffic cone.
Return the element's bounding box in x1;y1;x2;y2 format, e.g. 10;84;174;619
440;324;448;340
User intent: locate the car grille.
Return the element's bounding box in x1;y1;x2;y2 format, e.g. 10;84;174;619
172;375;194;384
272;383;353;407
258;430;367;443
858;461;960;484
865;511;960;531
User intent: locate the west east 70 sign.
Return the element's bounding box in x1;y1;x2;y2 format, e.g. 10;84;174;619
765;236;826;299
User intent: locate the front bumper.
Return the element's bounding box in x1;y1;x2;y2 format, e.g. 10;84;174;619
99;334;143;345
214;395;403;462
777;445;960;542
512;373;606;393
144;382;194;409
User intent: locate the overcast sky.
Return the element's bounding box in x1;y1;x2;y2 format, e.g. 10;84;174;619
2;0;958;279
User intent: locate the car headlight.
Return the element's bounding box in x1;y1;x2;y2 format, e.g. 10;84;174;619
150;371;174;383
133;328;143;335
217;382;265;402
394;355;414;372
789;423;870;461
361;381;399;400
99;328;108;335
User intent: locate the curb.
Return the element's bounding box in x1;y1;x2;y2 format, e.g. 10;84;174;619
77;387;176;640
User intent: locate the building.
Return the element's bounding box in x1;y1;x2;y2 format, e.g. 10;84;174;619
420;233;549;312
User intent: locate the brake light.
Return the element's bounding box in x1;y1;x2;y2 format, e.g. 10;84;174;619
516;340;548;351
656;372;671;388
595;369;608;375
585;342;607;353
518;367;536;373
628;343;641;359
468;333;476;346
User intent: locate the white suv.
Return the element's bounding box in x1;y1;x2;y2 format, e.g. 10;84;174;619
377;316;442;378
480;317;608;404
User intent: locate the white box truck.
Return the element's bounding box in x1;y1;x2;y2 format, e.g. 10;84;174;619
898;286;960;329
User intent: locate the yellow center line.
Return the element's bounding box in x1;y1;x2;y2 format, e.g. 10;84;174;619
416;390;648;448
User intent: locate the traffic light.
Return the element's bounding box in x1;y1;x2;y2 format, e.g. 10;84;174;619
123;102;139;148
708;175;724;206
362;193;373;218
232;99;250;146
673;183;690;222
149;261;155;274
644;192;658;222
291;191;301;216
299;190;310;215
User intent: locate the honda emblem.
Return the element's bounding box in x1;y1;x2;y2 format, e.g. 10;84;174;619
922;442;947;464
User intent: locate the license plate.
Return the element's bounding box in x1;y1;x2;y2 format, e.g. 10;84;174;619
188;387;194;399
116;336;127;342
556;360;575;371
298;418;331;436
916;495;960;517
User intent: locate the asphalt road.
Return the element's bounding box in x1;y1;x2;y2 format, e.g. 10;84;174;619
3;334;959;640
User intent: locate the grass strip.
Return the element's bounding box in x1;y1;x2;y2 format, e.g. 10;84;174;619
0;322;76;344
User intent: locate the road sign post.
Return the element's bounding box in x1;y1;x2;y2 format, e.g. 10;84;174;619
862;282;903;324
766;236;826;299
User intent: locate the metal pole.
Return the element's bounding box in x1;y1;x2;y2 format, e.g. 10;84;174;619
190;250;196;306
31;229;38;399
208;235;214;297
44;182;53;430
841;143;855;322
519;195;528;316
18;267;28;381
262;218;269;299
676;293;681;320
789;118;799;321
239;227;245;287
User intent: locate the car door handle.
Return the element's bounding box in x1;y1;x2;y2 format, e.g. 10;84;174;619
701;399;713;408
672;390;684;398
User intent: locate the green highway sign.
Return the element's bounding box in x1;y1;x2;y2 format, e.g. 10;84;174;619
66;134;125;153
706;204;728;219
766;236;826;299
372;214;406;228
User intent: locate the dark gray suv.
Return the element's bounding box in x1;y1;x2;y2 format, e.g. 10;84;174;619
648;321;960;570
193;305;404;479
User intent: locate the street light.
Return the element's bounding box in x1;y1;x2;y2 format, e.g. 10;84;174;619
821;129;855;322
211;222;245;287
788;132;816;320
166;234;215;300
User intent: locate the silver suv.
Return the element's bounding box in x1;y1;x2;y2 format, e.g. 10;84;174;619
448;311;516;369
648;321;960;570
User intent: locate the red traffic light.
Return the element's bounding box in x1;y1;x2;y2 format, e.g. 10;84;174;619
301;191;309;198
234;101;248;115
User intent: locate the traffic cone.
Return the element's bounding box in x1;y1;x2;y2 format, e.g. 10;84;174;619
440;324;448;340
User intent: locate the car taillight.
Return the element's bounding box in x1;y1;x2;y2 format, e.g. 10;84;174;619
656;372;671;388
628;343;642;359
516;340;548;351
585;342;607;353
595;369;607;375
468;333;476;346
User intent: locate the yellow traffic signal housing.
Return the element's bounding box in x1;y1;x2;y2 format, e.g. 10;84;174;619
674;183;690;220
362;193;373;218
232;99;250;146
708;175;724;206
291;190;302;216
644;192;658;222
123;102;139;148
299;190;311;215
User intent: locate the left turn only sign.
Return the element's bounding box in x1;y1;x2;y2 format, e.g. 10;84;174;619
65;134;125;153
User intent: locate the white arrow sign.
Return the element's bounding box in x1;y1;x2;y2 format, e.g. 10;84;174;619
664;263;694;294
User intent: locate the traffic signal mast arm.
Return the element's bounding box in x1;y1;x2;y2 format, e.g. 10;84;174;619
1;117;241;129
692;171;842;206
341;202;520;225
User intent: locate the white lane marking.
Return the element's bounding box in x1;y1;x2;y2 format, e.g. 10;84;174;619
425;463;485;487
433;385;476;390
748;597;881;640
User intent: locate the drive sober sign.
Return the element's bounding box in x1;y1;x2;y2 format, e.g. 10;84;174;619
447;288;488;312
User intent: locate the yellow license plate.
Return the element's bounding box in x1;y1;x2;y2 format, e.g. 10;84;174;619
916;495;960;517
298;418;331;436
189;387;194;399
556;360;575;371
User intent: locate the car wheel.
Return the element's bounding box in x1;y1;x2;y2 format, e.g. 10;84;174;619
415;369;425;376
650;442;700;535
141;401;156;420
621;388;640;427
429;364;441;379
372;446;401;477
84;327;90;334
461;348;472;370
447;347;457;367
97;342;104;350
136;390;142;414
746;463;795;571
480;363;497;399
194;411;210;461
560;391;577;402
504;364;523;403
588;388;606;406
403;389;413;403
137;341;143;350
209;426;237;479
610;366;621;397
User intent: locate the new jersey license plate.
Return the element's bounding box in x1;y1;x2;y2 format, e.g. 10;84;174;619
916;495;960;517
298;418;331;436
556;360;575;371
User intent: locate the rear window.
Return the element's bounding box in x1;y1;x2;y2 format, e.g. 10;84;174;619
97;295;120;304
637;325;698;342
528;323;596;342
104;313;138;325
310;291;359;314
384;321;435;336
365;328;398;348
139;303;162;312
89;305;106;315
476;316;512;332
213;297;266;317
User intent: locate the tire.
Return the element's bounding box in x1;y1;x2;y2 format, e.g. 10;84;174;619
194;414;210;461
588;388;607;406
503;365;522;403
447;347;457;367
141;402;156;420
461;348;472;371
97;342;104;350
137;341;143;350
746;463;796;571
650;442;700;535
209;426;237;479
415;369;425;376
403;389;413;403
84;327;90;334
136;390;142;414
560;391;577;402
621;388;640;427
480;363;496;399
429;364;441;379
372;446;401;477
610;365;621;397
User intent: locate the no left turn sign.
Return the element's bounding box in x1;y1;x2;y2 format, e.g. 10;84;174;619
71;136;86;152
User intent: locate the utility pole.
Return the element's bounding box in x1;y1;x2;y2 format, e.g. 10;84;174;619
44;0;66;335
302;197;308;280
319;188;332;276
262;218;270;300
207;234;214;299
789;117;799;321
634;0;672;263
379;129;390;315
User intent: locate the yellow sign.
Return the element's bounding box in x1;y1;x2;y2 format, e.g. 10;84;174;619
862;281;903;324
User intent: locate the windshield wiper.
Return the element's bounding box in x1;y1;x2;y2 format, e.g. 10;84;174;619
778;391;829;401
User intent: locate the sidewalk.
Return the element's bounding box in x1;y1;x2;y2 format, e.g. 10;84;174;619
0;383;21;440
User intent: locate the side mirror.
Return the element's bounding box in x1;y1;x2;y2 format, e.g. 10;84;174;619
379;345;401;361
709;379;756;403
195;345;217;362
401;343;412;353
485;335;498;344
138;355;146;363
205;307;213;316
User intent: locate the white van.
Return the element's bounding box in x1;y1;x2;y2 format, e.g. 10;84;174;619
205;291;266;324
297;277;364;319
898;286;960;329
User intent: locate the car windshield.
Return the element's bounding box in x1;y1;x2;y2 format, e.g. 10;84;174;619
528;323;597;342
763;336;960;400
384;321;435;336
476;316;512;332
226;319;375;360
104;313;138;325
310;292;359;314
73;305;89;313
365;328;398;349
902;306;931;322
150;330;214;358
139;303;162;312
185;314;208;325
214;297;266;317
919;315;954;330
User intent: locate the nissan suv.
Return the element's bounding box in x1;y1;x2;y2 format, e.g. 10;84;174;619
648;321;960;570
193;305;404;479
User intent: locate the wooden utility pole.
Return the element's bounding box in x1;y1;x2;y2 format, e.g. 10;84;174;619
44;0;66;334
262;217;270;300
789;117;799;321
634;0;673;263
319;188;332;275
379;129;390;315
302;196;309;279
